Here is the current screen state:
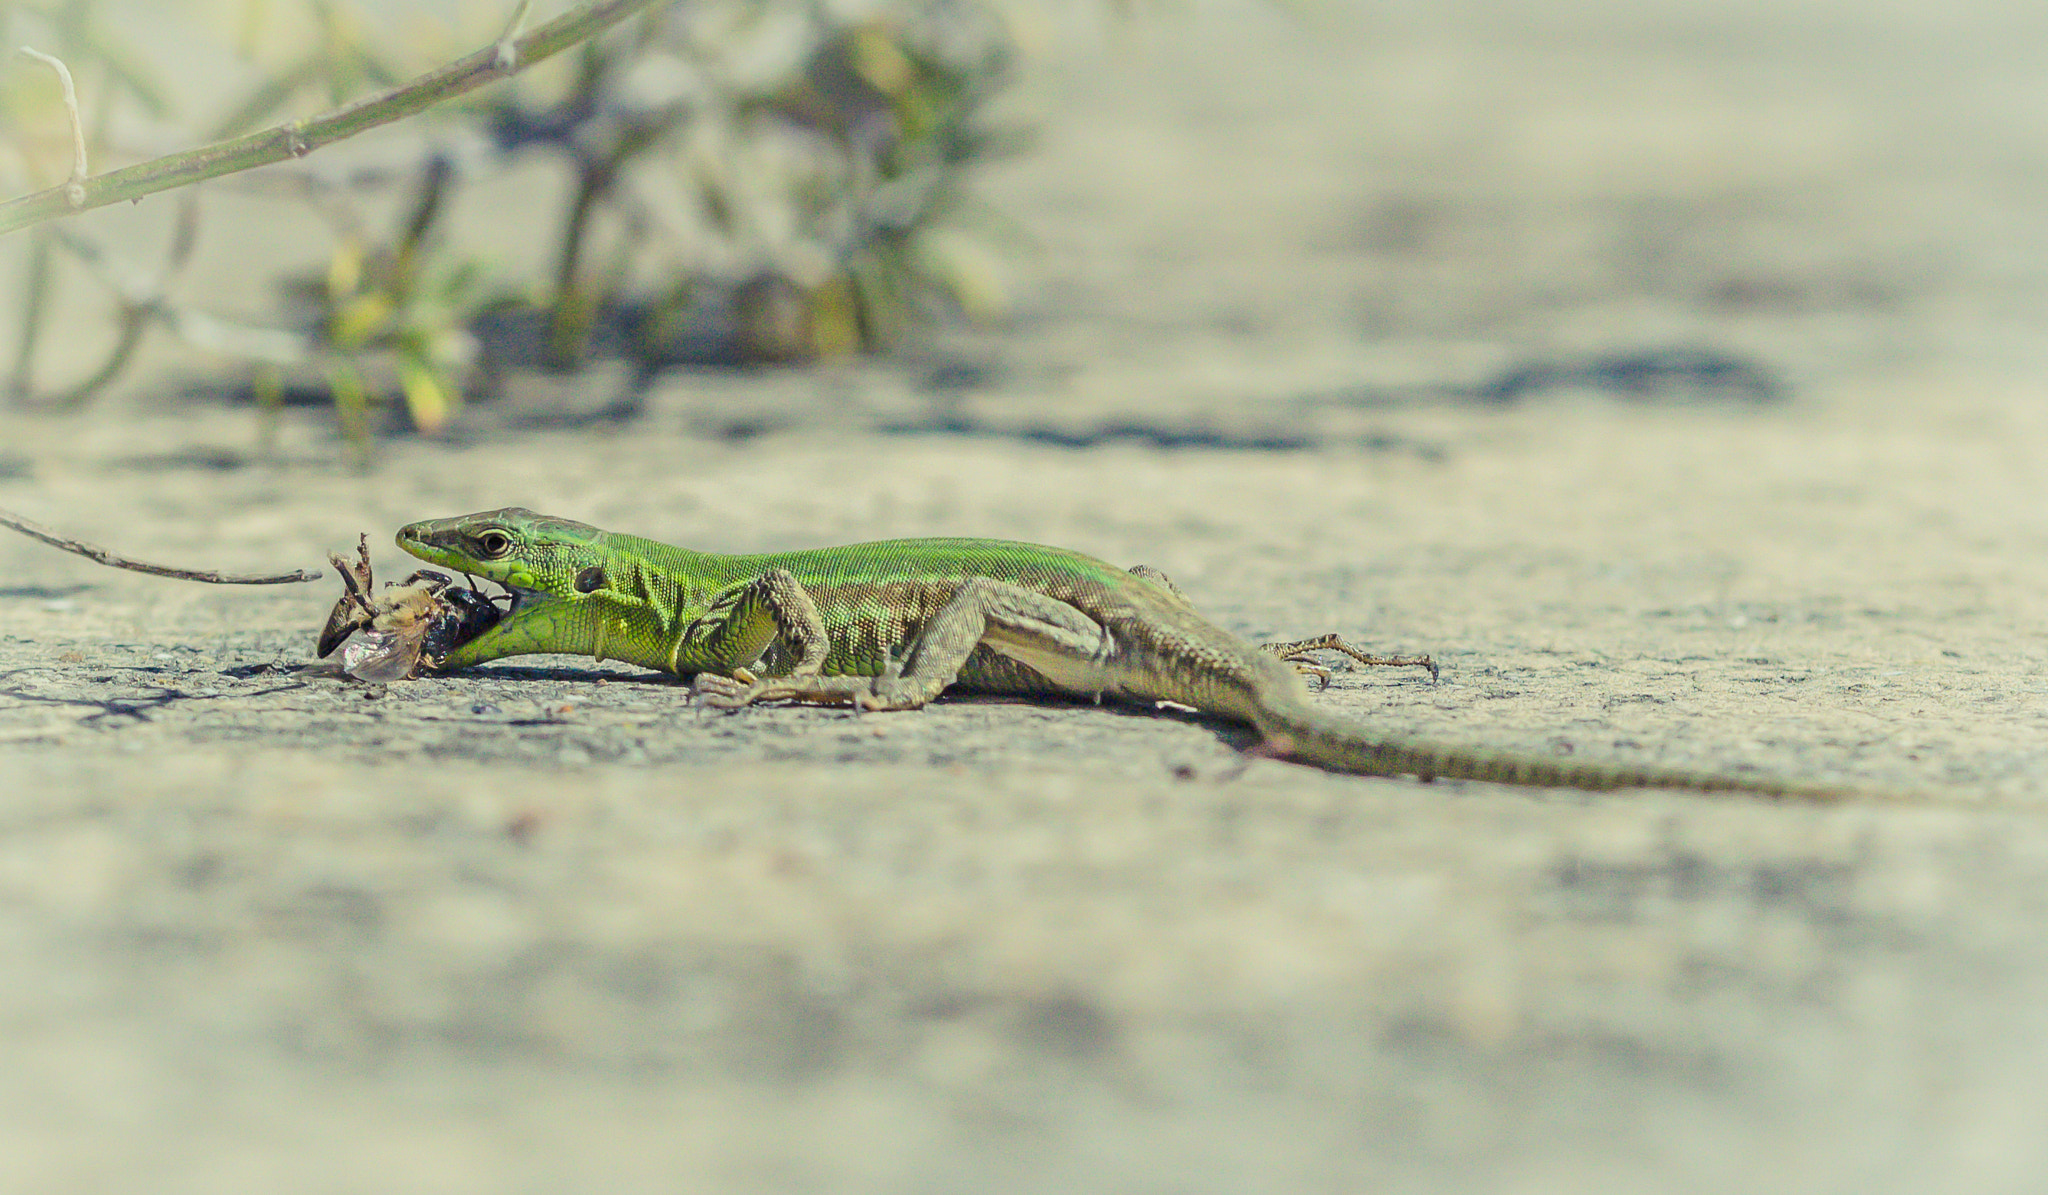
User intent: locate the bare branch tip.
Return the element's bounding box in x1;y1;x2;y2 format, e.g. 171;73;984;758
18;46;89;191
495;0;535;72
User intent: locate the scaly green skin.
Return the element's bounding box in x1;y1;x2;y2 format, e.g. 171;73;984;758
397;507;1851;798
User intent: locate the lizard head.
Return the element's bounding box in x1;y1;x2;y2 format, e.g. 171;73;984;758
395;508;609;667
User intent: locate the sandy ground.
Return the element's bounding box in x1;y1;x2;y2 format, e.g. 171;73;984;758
8;1;2048;1191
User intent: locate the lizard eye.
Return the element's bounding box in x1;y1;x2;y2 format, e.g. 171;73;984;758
475;530;512;559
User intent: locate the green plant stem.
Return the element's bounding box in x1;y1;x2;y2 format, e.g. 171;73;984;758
0;0;662;237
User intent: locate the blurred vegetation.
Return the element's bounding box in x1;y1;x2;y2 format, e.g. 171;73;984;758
0;0;1044;464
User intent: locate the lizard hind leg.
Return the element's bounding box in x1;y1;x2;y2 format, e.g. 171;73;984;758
697;577;1115;712
864;577;1116;709
1125;567;1434;686
1259;633;1439;686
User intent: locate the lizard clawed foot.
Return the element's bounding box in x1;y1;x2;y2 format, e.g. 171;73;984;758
690;671;765;709
855;653;947;712
1287;660;1337;689
689;661;930;712
1260;634;1439;685
843;657;901;714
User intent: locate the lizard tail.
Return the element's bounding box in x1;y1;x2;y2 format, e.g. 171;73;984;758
1249;696;1846;799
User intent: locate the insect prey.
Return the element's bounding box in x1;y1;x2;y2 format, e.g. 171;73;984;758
316;533;503;681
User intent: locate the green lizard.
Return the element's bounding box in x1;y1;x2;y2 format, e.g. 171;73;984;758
396;507;1849;798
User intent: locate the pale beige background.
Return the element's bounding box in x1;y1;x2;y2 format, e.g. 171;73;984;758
5;1;2048;1192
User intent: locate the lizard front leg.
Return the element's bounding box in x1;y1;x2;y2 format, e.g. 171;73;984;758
698;577;1114;711
675;569;830;698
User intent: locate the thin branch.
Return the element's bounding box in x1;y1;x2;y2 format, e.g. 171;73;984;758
0;0;662;236
8;233;54;400
22;201;213;406
0;508;322;584
45;300;147;407
16;47;88;207
44;212;314;367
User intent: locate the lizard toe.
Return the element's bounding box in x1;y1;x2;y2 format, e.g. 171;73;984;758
691;672;760;709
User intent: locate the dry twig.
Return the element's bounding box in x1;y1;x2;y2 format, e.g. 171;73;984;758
0;507;321;584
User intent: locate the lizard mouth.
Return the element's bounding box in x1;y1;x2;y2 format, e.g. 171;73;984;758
477;577;545;624
430;576;550;662
494;579;540;613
